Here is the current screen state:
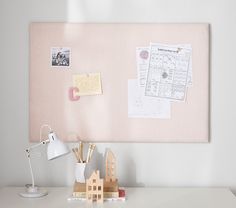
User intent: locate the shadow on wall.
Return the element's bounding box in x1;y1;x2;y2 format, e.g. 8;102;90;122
121;154;144;187
85;148;105;179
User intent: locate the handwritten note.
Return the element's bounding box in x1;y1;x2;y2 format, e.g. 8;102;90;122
145;44;191;101
128;79;171;118
73;73;102;96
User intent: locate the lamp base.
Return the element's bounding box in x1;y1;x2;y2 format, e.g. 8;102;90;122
19;185;48;198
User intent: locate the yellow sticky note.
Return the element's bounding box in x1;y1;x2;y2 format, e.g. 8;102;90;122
73;73;102;96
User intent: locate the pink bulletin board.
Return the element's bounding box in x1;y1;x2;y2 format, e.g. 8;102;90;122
30;23;209;142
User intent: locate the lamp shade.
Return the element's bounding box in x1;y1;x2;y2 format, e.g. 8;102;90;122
47;132;70;160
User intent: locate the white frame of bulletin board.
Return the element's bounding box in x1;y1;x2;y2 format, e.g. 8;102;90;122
30;23;209;143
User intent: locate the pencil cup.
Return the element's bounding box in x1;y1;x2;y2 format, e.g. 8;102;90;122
75;163;86;183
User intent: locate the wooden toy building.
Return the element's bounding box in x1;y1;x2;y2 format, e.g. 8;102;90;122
86;170;103;203
73;150;125;202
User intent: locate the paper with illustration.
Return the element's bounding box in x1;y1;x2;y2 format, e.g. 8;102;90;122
128;79;171;118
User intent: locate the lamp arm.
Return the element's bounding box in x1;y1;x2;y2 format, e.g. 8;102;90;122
26;139;49;152
25;139;50;188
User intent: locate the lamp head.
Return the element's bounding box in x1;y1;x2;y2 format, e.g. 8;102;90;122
47;132;70;160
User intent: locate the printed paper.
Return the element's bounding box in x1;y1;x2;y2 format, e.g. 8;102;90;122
145;44;191;101
136;45;192;88
136;47;150;87
177;44;192;86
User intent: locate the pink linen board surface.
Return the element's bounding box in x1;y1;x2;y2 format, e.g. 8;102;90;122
30;23;209;142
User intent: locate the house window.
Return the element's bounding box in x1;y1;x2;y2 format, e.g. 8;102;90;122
92;194;97;201
93;179;96;183
93;186;96;191
98;186;101;191
98;194;101;199
88;186;92;191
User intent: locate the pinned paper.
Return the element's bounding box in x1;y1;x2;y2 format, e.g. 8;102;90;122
128;79;171;118
136;47;150;87
136;44;192;89
145;43;191;101
73;73;102;96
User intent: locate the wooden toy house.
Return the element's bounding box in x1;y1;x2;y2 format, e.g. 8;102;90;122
86;170;103;203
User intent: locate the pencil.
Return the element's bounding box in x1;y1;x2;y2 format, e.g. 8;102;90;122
72;148;79;162
79;142;83;162
88;144;96;162
86;143;96;163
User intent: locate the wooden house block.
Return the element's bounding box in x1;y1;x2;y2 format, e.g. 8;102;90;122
104;181;119;192
73;181;86;193
72;192;86;198
105;150;117;182
86;170;104;203
104;192;119;198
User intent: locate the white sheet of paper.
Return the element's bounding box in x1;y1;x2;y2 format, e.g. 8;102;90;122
145;44;191;101
136;47;150;87
177;44;192;86
128;79;171;118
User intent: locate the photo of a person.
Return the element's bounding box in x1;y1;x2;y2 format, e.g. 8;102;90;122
51;47;71;67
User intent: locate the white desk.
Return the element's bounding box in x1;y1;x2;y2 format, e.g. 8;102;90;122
1;187;236;208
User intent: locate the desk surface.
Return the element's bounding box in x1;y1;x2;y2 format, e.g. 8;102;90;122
0;187;236;208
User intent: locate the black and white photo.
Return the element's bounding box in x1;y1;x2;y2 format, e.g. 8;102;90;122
51;47;71;67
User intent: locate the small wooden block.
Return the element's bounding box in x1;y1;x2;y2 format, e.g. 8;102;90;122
72;192;86;198
104;192;119;198
104;181;119;192
73;181;86;192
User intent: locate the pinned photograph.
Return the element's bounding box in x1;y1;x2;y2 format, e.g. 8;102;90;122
51;47;71;67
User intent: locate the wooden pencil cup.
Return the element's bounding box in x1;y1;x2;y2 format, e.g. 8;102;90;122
75;163;86;183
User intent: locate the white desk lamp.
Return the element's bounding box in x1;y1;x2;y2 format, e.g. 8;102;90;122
19;125;70;198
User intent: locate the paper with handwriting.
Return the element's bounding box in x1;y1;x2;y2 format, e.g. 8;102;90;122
128;79;171;118
73;72;102;96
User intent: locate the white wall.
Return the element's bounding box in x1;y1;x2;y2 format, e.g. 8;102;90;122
1;0;236;193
